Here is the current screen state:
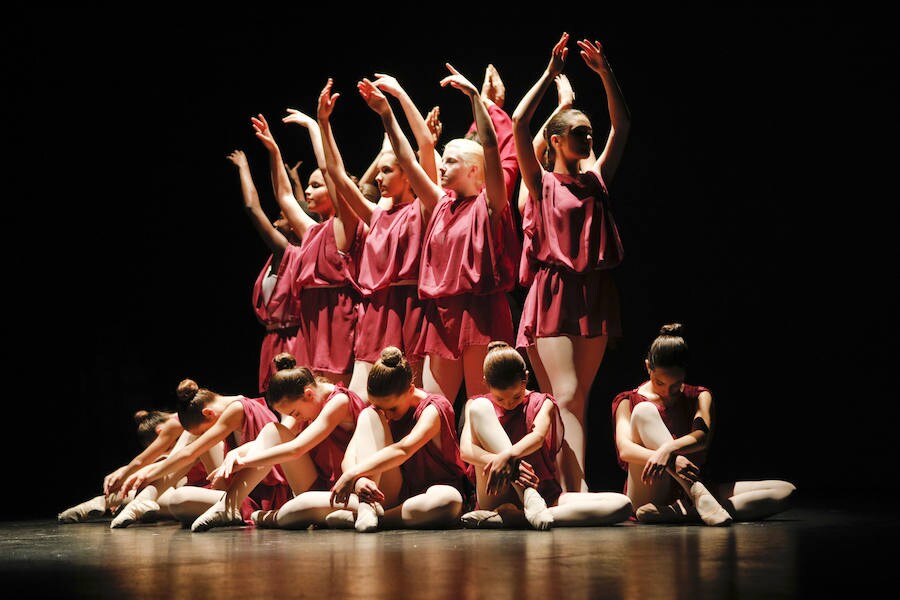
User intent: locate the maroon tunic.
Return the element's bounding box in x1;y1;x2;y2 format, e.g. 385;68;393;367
252;244;305;394
490;390;564;506
416;194;519;359
303;385;368;489
354;201;427;362
293;218;366;375
388;393;473;508
610;384;710;491
517;170;624;348
227;396;291;524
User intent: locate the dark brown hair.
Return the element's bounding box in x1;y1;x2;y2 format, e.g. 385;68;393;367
483;341;527;389
647;323;689;371
367;346;413;398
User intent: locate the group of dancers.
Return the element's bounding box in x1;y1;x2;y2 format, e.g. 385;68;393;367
59;33;796;532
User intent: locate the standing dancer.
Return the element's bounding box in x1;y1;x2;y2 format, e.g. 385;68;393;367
316;74;437;400
359;64;520;416
255;111;366;384
512;33;631;491
226;149;306;394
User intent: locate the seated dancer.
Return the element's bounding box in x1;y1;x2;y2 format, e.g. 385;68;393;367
613;323;797;525
459;341;632;529
188;352;367;532
112;379;289;528
327;347;473;532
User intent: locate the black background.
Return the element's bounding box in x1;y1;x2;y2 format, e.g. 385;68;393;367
5;5;896;518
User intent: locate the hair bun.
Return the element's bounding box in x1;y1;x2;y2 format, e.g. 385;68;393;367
659;322;684;337
273;352;297;371
176;378;199;402
133;410;149;422
380;346;404;368
487;340;510;353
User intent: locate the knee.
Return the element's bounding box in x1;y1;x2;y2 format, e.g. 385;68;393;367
630;401;662;425
772;480;798;501
426;486;463;520
467;396;496;423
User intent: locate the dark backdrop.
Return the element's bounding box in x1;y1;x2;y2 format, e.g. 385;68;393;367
5;5;895;519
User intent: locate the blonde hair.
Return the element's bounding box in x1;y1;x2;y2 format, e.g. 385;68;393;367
444;138;485;172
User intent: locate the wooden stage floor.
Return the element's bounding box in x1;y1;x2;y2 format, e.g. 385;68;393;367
0;494;892;599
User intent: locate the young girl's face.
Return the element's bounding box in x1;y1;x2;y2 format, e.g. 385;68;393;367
646;365;686;402
368;385;415;421
488;379;527;411
274;390;320;423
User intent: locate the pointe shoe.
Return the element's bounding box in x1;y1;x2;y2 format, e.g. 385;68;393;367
325;509;356;529
635;500;699;524
58;496;108;523
109;498;160;529
690;483;733;527
251;510;278;529
460;509;504;529
191;508;244;532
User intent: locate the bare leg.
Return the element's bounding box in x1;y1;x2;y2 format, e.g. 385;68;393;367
463;397;553;530
462;345;489;400
189;422;320;532
549;492;633;526
324;407;401;532
712;480;797;521
379;485;463;529
535;335;608;493
348;360;373;403
628;402;731;526
525;346;551;394
423;354;463;407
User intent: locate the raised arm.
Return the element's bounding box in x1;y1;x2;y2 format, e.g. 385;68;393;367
330;404;442;506
316;79;377;225
577;38;631;184
226;149;289;255
512;32;569;203
372;73;438;185
252;113;319;239
441;63;507;226
358;77;442;221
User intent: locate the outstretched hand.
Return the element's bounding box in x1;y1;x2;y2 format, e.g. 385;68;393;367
252;113;277;152
226;149;248;168
425;105;442;145
317;78;340;121
548;32;569;77
440;63;478;97
372;73;404;98
357;78;390;115
282;108;316;129
577;39;610;75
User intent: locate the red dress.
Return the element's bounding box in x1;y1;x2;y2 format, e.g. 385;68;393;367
252;244;306;394
293;218;366;375
303;385;369;489
228;396;291;524
488;390;564;507
388;393;474;509
354;201;427;362
416;195;520;359
610;384;710;493
517;170;624;348
416;105;521;360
